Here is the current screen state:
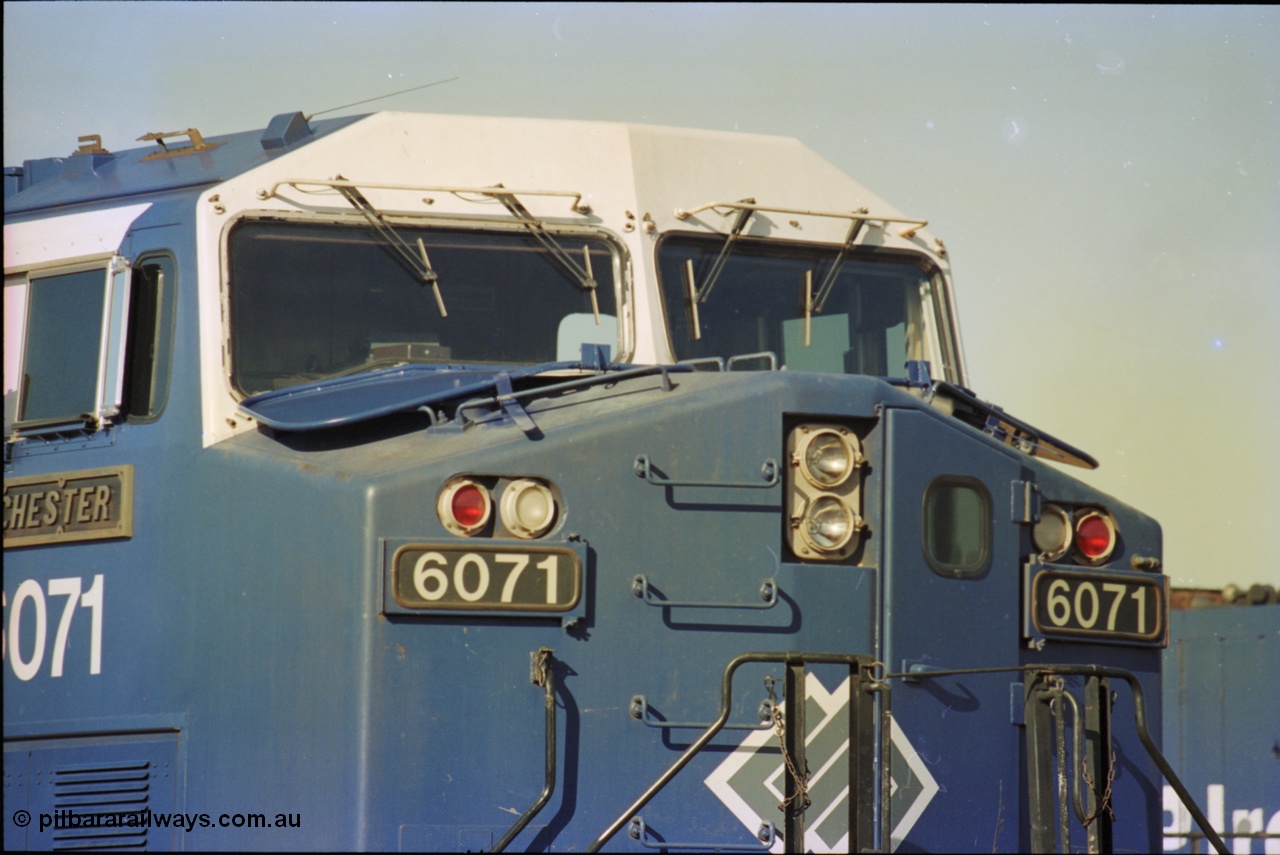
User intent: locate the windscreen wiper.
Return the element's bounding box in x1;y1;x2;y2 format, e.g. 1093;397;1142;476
798;210;870;346
674;198;756;341
810;208;869;314
332;175;448;317
693;198;755;304
489;187;602;324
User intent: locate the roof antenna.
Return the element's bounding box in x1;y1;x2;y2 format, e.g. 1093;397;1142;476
307;76;459;120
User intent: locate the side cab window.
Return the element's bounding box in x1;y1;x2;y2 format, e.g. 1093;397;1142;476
121;254;177;423
3;254;175;436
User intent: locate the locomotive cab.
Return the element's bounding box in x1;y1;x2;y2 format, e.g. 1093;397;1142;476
5;112;1203;853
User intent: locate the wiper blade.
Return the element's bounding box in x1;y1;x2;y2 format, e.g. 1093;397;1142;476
332;175;448;317
489;187;602;324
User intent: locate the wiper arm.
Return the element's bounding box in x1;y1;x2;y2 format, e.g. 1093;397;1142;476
810;208;868;313
332;175;448;317
490;187;601;324
694;199;755;304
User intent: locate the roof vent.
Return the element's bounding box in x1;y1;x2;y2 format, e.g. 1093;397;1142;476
261;112;313;151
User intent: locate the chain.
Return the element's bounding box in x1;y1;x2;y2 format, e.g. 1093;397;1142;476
531;647;553;687
1081;748;1117;827
764;676;811;813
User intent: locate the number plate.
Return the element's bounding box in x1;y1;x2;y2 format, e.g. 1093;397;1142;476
389;544;582;613
1025;565;1167;646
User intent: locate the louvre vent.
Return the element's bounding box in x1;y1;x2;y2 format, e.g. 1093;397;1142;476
51;759;152;850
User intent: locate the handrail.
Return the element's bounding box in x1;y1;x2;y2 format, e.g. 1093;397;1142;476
630;574;779;610
673;200;930;239
447;364;688;431
633;455;780;489
491;648;558;852
629;693;775;731
628;815;776;851
881;663;1229;855
260;178;593;216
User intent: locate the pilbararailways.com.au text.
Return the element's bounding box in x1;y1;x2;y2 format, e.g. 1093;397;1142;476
32;808;301;833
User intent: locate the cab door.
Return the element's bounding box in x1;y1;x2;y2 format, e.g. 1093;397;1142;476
881;405;1026;852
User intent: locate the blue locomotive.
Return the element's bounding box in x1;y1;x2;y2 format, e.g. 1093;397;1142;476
4;111;1223;852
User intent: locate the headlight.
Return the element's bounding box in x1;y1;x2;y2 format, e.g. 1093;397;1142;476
800;496;858;553
797;429;858;489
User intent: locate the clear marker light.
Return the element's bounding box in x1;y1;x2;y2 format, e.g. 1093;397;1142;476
1033;503;1072;561
500;479;558;539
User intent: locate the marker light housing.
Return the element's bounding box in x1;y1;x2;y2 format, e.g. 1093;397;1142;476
1032;503;1073;562
438;478;492;536
1074;509;1117;565
499;478;558;539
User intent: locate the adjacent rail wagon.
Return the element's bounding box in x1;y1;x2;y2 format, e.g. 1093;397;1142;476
4;112;1220;852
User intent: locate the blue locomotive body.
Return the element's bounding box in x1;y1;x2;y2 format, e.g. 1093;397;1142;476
4;111;1193;852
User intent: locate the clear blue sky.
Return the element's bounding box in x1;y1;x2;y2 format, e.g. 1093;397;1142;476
5;2;1278;591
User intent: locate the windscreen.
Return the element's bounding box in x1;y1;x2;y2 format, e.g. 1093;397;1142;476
228;221;618;395
658;234;949;378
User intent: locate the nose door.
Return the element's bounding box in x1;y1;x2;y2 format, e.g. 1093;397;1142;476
881;406;1025;852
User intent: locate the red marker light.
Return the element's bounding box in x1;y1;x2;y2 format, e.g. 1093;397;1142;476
1075;512;1116;563
438;478;492;536
451;484;488;528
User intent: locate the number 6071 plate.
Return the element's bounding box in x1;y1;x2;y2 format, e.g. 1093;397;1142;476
1024;565;1167;647
389;543;582;613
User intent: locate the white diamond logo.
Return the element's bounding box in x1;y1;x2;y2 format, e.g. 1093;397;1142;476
705;675;939;853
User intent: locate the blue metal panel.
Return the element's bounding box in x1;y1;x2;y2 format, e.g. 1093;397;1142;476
1162;605;1280;853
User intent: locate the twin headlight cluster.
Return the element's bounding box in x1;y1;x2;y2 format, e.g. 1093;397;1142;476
437;476;560;539
787;424;866;561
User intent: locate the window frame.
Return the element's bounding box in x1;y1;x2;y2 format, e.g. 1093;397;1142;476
122;252;178;424
653;230;959;382
4;256;132;434
219;213;629;399
921;474;993;579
